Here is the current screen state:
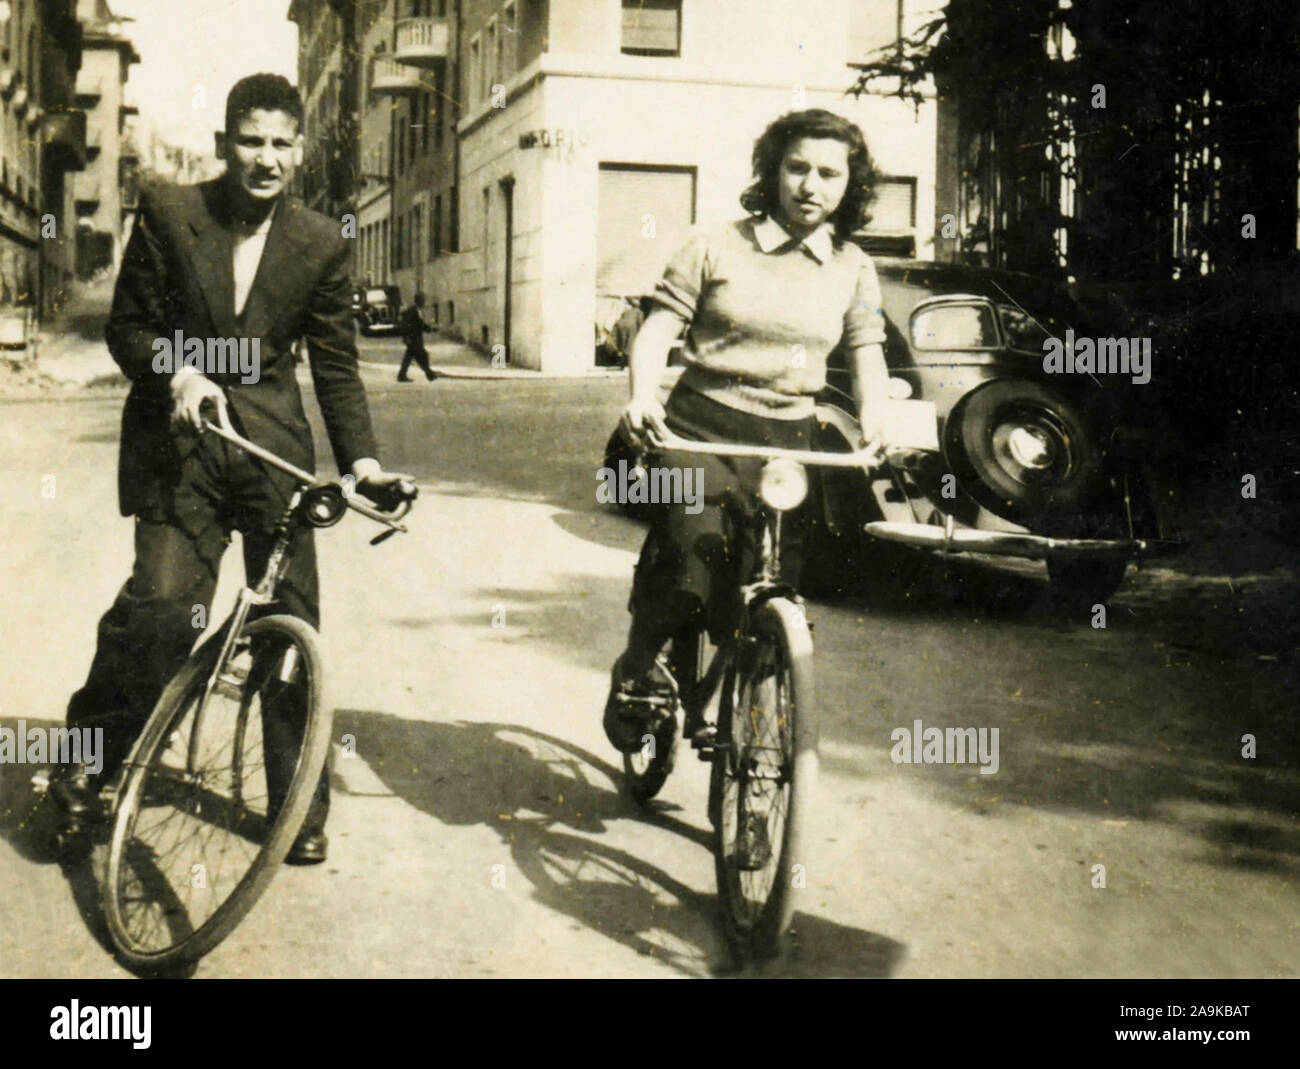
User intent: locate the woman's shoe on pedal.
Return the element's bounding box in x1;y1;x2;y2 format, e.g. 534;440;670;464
603;655;676;754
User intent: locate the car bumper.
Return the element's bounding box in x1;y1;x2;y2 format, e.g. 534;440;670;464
865;520;1186;561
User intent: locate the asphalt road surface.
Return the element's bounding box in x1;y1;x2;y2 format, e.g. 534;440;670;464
1;356;1296;978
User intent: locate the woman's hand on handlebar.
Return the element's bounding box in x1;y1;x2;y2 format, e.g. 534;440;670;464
619;396;669;451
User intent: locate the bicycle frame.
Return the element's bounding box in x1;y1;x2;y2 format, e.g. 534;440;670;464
105;417;411;811
657;433;880;733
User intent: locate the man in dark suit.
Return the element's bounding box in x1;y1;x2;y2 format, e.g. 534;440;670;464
55;74;413;864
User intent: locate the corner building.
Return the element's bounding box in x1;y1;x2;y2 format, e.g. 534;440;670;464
451;0;937;372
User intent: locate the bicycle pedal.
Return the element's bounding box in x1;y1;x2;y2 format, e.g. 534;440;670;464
690;725;719;757
619;693;675;710
213;670;249;699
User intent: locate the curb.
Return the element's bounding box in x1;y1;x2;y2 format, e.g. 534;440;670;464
357;358;628;380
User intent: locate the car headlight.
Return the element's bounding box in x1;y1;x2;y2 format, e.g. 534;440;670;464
759;458;809;512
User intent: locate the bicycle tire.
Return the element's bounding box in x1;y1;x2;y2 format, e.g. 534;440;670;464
711;597;817;962
103;614;329;969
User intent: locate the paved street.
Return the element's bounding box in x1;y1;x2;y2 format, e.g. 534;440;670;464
0;350;1297;978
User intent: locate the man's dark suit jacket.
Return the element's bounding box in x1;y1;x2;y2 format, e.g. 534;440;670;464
106;178;378;518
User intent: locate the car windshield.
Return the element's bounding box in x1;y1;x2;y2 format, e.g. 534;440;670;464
365;289;390;303
999;304;1053;354
910;303;1000;349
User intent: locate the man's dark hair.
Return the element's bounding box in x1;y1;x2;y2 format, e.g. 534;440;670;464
413;292;425;306
740;109;879;239
225;73;304;133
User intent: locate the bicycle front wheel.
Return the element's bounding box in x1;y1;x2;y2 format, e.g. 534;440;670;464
712;597;817;962
103;614;329;970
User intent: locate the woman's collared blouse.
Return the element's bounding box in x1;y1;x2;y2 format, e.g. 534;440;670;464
652;215;887;420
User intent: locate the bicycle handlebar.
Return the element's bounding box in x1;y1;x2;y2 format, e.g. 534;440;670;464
199;413;413;534
652;430;888;470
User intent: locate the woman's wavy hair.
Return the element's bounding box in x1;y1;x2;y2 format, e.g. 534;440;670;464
740;109;878;239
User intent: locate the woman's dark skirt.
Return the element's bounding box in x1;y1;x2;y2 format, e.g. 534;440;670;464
629;383;818;643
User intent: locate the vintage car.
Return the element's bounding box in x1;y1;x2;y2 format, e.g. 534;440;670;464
354;285;402;336
603;256;1184;607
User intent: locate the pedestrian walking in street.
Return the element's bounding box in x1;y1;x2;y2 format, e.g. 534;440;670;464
397;291;438;382
53;73;414;865
604;108;892;752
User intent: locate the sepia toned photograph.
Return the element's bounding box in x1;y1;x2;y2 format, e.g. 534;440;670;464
0;0;1295;999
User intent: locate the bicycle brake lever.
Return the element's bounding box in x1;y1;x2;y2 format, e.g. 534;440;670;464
370;527;399;546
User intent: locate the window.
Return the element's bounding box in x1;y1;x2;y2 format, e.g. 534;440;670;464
468;37;480;107
435;67;445;148
432;194;442;256
422;92;431;153
482;186;491;277
413;205;423;265
484;21;496;101
503;4;517;78
449;183;459;252
868;176;918;232
621;0;681;57
910;303;1000;351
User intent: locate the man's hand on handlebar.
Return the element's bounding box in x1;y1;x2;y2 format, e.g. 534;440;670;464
174;370;229;433
619;396;669;451
350;458;418;514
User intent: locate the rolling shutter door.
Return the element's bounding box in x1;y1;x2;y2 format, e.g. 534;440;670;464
597;165;695;297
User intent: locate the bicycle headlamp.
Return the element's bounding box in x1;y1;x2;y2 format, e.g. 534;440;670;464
759;458;809;512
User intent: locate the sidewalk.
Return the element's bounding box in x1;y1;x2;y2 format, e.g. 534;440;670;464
359;332;628;380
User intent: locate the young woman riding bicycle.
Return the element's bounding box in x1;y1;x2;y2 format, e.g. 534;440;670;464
605;108;893;752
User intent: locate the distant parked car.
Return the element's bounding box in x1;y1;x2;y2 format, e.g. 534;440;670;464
355;285;401;336
603;256;1184;608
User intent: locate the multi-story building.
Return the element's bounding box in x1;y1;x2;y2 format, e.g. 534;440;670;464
72;0;138;278
289;0;346;216
451;0;938;371
0;0;85;325
354;0;396;287
287;1;936;368
363;0;457;320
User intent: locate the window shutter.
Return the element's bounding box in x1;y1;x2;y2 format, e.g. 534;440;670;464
597;166;695;296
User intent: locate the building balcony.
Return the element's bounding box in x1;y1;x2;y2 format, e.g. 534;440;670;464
43;110;88;172
371;56;422;94
394;17;450;67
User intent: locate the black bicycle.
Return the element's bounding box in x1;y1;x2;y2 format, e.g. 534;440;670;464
50;411;415;970
620;431;880;961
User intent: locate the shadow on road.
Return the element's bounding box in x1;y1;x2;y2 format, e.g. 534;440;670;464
331;710;902;976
